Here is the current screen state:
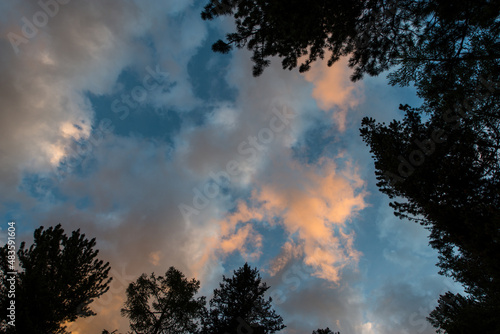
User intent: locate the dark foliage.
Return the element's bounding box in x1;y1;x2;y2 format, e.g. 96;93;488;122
106;264;286;334
204;263;285;334
0;224;111;334
360;53;500;332
202;0;500;80
120;267;206;334
312;328;339;334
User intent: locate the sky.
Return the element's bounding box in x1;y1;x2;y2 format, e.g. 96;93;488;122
0;1;460;333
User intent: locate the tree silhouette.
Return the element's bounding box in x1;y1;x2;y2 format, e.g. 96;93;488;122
360;76;500;332
427;291;499;333
312;328;339;334
202;0;500;331
120;267;206;334
202;0;500;79
204;263;285;334
0;224;112;334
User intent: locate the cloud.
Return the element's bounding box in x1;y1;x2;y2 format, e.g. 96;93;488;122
0;2;450;334
366;280;450;334
219;222;263;260
149;251;161;266
268;240;303;276
0;0;141;201
270;270;366;334
302;57;364;132
0;0;207;204
34;134;220;333
199;155;367;283
167;44;369;300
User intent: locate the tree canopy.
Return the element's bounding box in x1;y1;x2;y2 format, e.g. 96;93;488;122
202;0;500;80
360;95;500;332
312;328;339;334
106;263;290;334
0;224;112;334
120;267;206;334
204;263;285;334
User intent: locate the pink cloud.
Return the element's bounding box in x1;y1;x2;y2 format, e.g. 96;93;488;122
302;58;364;132
204;157;367;283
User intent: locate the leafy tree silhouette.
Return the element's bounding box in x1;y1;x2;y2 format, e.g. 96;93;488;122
106;264;342;333
201;0;500;79
119;267;206;334
427;291;499;333
0;224;111;334
312;328;339;334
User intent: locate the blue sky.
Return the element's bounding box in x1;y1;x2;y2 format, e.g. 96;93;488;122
0;1;459;333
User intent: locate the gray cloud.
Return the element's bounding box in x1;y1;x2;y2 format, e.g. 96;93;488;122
0;0;141;203
0;2;458;334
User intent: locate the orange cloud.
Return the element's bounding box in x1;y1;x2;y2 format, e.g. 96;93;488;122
204;157;367;283
302;57;364;132
220;223;263;261
149;251;161;266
